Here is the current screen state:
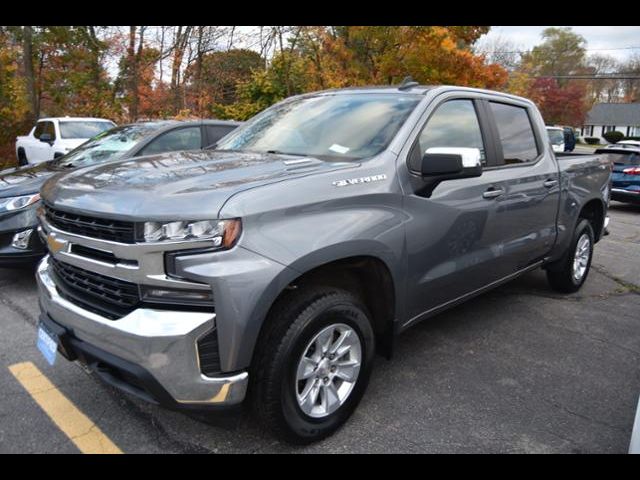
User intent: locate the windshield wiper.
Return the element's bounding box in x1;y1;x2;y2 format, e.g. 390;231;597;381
266;150;308;157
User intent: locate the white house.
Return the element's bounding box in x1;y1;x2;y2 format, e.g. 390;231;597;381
581;103;640;141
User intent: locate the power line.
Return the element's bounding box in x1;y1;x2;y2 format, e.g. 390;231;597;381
482;46;640;55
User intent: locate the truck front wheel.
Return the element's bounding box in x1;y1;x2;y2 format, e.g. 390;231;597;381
250;286;375;444
546;219;594;293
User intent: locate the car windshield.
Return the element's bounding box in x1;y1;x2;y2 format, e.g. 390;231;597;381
58;121;115;139
53;124;163;168
547;130;564;144
216;93;422;160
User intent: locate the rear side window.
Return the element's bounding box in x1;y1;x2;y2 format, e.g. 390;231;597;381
206;125;236;146
411;99;487;171
140;127;202;156
489;102;539;164
59;121;114;139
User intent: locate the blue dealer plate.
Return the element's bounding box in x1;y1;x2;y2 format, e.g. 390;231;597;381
37;323;58;366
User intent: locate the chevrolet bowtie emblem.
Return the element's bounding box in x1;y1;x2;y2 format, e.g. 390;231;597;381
46;233;67;255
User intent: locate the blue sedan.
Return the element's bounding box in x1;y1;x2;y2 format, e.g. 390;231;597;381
598;144;640;205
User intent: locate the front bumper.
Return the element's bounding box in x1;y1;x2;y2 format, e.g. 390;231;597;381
36;256;248;408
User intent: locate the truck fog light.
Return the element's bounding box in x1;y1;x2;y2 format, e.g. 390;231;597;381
12;229;34;250
140;286;214;306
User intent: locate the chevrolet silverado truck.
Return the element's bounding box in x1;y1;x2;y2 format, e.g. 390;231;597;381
15;117;116;166
35;84;612;444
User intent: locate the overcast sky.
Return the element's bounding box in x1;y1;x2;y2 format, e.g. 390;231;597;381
480;26;640;61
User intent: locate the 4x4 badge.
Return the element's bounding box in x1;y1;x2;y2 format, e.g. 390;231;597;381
333;174;387;187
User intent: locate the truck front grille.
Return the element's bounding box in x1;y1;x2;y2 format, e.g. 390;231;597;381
45;205;136;243
50;257;140;320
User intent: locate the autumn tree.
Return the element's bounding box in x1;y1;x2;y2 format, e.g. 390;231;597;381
183;49;263;116
220;26;507;120
527;77;588;126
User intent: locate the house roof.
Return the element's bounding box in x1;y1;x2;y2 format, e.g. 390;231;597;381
585;103;640;126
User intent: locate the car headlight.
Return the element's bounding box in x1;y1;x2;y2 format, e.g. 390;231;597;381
141;218;242;248
0;193;41;213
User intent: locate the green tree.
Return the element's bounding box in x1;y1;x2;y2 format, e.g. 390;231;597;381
521;27;587;85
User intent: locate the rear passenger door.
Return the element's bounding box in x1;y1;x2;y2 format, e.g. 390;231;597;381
481;99;560;272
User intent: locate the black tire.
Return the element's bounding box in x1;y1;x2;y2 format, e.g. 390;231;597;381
17;148;28;166
546;219;594;293
250;286;375;444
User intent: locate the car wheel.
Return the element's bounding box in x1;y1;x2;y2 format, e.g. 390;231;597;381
250;286;375;444
546;218;594;293
17;148;28;166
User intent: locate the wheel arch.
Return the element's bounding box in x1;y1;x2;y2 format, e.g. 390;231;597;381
248;252;400;372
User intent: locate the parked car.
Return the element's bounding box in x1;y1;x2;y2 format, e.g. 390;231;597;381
15;117;116;166
36;85;611;444
562;126;577;152
546;126;565;152
596;143;640;205
0;119;240;267
603;140;640;150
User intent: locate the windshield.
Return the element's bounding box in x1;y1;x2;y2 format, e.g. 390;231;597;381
54;124;163;168
59;121;115;139
216;93;422;160
547;129;564;144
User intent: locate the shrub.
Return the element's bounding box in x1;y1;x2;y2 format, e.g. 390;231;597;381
623;136;640;141
585;137;600;145
603;131;624;143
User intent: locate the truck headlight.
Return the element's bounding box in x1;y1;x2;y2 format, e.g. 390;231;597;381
0;193;40;213
141;218;241;248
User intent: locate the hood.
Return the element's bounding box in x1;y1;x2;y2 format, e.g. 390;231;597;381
0;161;63;198
41;150;356;220
58;138;87;150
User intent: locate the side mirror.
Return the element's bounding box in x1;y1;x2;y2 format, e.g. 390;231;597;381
39;133;53;144
421;147;482;178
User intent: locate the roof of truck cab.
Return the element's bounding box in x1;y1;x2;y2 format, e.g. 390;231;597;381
309;85;535;104
313;85;435;95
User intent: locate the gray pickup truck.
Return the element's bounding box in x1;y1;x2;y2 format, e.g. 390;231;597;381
35;84;611;444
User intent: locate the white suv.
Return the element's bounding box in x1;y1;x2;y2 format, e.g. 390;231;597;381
15;117;115;166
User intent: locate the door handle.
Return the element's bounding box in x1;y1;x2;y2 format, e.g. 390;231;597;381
482;188;504;199
543;179;558;188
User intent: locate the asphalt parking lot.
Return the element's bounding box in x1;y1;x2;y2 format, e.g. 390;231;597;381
1;202;639;453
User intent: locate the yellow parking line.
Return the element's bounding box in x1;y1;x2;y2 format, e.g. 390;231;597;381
8;361;122;454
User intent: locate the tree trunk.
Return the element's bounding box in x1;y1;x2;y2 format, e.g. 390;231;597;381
128;26;138;122
22;26;38;121
170;26;192;115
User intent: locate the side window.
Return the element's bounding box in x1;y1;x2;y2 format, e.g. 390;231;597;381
206;125;235;146
489;102;539;164
33;121;45;139
411;100;486;171
140;127;202;156
44;121;56;140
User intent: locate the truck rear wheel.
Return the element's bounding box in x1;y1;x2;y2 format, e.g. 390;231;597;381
17;148;28;166
250;286;375;444
546;219;594;293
